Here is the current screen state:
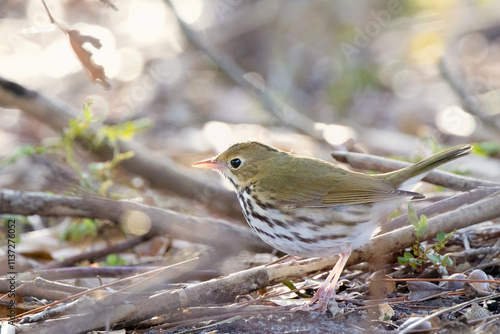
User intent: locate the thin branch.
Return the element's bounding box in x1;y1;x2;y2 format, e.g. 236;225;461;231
39;232;155;269
381;186;500;233
439;56;500;130
19;266;219;282
399;293;500;334
0;77;242;219
330;150;500;191
0;189;271;254
164;0;323;139
0;277;87;300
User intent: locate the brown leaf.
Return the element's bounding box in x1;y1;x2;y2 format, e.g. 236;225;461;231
42;0;112;89
67;29;112;89
368;274;395;298
407;281;445;301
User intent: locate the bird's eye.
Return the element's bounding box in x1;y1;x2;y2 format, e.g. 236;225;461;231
230;158;242;169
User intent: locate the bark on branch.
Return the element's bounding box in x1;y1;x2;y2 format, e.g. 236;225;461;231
0;77;242;219
0;189;270;254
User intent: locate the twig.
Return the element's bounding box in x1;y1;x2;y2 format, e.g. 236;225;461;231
0;189;271;254
19;266;219;282
40;231;155;269
9;258;199;321
164;0;323;139
381;186;500;233
439;57;500;129
0;277;87;300
330;150;500;190
0;77;242;219
398;293;500;334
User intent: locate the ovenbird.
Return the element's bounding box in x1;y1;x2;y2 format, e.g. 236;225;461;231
193;142;472;312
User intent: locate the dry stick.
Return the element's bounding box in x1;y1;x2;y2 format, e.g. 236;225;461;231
331;150;500;191
0;277;87;300
164;0;323;140
39;231;155;269
0;189;271;254
11;258;199;322
20;267;219;282
0;77;242;219
382;186;500;233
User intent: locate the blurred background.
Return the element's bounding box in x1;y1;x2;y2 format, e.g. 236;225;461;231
1;0;500;163
0;0;499;268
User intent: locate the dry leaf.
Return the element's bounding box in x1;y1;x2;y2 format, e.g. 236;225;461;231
42;0;112;89
378;303;394;321
67;29;111;89
407;281;445;301
464;303;491;324
368;274;395;298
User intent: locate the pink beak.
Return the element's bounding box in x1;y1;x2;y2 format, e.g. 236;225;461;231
192;158;223;171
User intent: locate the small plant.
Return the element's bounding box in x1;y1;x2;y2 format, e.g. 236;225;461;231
472;141;500;157
61;218;99;242
0;101;150;197
397;203;454;271
105;253;126;266
0;101;151;243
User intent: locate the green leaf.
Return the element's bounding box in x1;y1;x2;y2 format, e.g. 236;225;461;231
407;202;419;226
436;232;446;242
106;253;126;266
0;145;47;169
404;251;414;259
426;254;440;263
398;257;408;265
416;215;428;237
408;258;419;267
282;280;311;298
442;255;453;267
473;142;500;157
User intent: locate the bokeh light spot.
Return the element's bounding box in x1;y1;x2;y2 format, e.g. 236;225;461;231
122;210;152;236
436;106;476;136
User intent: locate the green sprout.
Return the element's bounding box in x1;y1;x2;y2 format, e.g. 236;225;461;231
397;203;454;270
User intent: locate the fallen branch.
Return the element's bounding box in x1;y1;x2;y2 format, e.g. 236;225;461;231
381;186;500;233
19;266;219;282
0;189;270;254
40;232;155;269
330;150;500;191
0;277;87;300
0;77;242;219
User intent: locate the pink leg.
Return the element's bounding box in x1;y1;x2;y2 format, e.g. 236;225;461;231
296;246;352;313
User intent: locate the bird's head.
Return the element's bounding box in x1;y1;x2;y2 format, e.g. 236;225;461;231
192;141;281;189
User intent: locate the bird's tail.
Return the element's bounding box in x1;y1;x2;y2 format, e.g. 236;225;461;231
381;144;472;189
